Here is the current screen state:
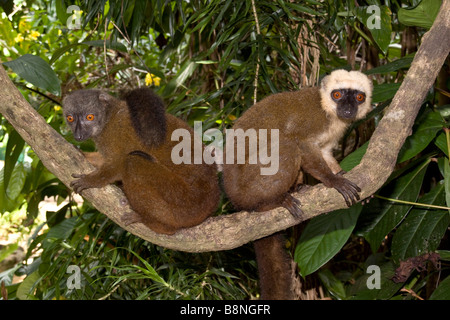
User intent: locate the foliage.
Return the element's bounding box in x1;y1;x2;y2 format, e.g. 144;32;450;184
0;0;449;300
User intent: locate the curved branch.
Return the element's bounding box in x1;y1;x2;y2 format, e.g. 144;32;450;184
0;1;449;253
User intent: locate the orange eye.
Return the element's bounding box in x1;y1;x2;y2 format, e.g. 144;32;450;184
66;115;74;123
332;91;342;99
86;114;95;121
356;93;365;102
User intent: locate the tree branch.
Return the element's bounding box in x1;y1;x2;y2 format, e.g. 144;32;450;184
0;1;449;253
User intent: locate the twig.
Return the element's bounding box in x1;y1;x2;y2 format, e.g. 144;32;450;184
400;288;424;300
104;17;110;84
251;0;261;104
375;195;450;211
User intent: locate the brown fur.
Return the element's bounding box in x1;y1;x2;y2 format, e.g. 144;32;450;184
253;233;294;300
223;87;360;213
63;88;220;235
223;70;372;299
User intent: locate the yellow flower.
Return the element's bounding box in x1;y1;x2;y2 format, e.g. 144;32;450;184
18;20;30;33
28;30;40;40
145;73;161;86
14;33;24;43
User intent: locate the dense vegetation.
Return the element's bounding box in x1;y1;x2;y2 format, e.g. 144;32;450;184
0;0;449;300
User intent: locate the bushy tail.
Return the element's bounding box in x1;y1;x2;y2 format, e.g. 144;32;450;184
254;233;295;300
121;88;167;148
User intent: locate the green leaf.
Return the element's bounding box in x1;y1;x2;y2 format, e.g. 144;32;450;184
3;54;61;96
49;43;82;65
163;61;198;96
0;11;16;46
45;217;79;244
17;270;40;300
340;141;369;172
397;110;444;163
349;259;403;300
362;160;429;252
318;269;346;300
437;250;450;261
295;206;362;277
398;0;442;29
55;0;69;25
3;130;25;193
81;40;128;52
371;82;401;103
429;276;450;300
355;5;392;54
0;242;19;263
365;55;414;75
286;2;323;16
391;182;449;262
445;158;450;211
0;169;8;213
130;1;148;43
112;248;168;286
6;162;26;201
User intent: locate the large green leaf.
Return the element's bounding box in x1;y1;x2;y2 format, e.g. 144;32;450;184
355;5;392;54
371;82;401;103
361;160;429;252
391;182;449;262
340;141;369;172
398;0;442;29
365;55;414;75
3;54;61;96
429;276;450;300
397;110;445;163
294;205;362;277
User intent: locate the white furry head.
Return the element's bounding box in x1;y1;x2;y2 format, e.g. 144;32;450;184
320;70;373;120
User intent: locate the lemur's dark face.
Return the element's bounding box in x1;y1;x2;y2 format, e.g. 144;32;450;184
319;69;373;121
330;89;366;120
63;90;110;141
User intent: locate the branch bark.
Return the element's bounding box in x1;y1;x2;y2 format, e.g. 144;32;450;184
0;1;449;253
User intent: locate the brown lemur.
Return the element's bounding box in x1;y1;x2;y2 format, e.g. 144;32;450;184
62;87;220;235
222;70;373;299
